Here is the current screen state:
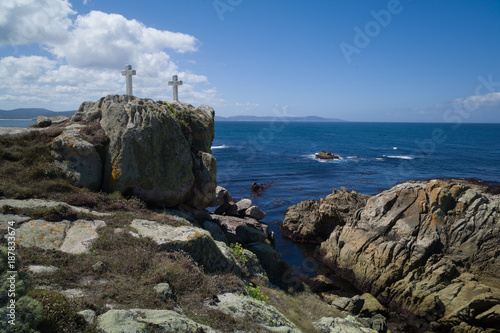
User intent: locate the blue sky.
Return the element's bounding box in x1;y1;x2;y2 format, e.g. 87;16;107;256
1;0;499;122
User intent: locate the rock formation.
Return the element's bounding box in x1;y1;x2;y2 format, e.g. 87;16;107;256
283;179;500;332
315;151;340;160
53;95;217;208
281;187;369;243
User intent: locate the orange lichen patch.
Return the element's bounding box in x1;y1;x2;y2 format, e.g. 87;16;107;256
109;146;123;190
194;232;200;236
187;237;191;240
68;143;74;147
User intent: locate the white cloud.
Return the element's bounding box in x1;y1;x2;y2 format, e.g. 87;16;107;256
0;56;56;85
0;0;74;46
50;11;199;68
452;92;500;109
0;0;220;110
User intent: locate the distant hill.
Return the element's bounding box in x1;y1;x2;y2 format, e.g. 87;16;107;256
215;115;345;122
0;108;76;119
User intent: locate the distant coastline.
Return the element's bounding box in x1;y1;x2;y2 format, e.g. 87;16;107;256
0;108;76;119
215;115;345;122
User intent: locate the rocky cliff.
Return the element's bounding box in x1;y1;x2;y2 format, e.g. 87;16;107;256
283;179;500;332
52;95;217;208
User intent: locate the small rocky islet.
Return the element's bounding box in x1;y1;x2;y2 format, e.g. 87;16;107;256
0;95;498;332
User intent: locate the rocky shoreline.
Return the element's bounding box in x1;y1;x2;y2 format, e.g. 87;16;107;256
1;95;498;332
282;179;500;332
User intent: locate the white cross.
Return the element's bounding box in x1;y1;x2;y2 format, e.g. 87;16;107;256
168;75;183;102
121;64;136;96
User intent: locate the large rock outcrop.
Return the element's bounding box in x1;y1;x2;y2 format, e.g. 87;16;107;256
57;95;217;208
296;180;500;332
281;187;369;243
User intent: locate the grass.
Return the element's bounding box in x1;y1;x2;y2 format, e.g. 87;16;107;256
0;126;339;332
0;128;148;215
259;282;340;333
9;226;254;332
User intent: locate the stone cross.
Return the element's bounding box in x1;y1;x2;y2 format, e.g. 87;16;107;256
121;64;136;96
168;75;183;101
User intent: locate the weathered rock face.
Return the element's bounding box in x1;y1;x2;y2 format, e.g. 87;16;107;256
130;219;240;274
61;95;217;208
97;309;217;333
50;125;102;191
208;293;300;333
281;187;369;243
316;180;500;332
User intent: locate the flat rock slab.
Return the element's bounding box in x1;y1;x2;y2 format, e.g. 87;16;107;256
314;315;374;333
0;198;111;217
60;220;106;254
16;220;70;250
209;292;300;332
130;219;239;273
97;309;217;333
0;214;30;230
210;214;269;244
28;265;59;274
16;219;106;254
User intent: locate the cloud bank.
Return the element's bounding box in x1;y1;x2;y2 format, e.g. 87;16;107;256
0;0;221;110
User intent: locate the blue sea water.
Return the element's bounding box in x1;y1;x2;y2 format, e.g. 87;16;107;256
0;119;35;127
212;121;500;276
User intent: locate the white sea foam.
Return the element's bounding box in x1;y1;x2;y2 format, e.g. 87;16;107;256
211;145;229;149
393;147;398;150
386;155;414;160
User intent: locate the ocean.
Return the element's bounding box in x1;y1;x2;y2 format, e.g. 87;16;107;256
0;119;35;127
211;121;500;276
3;119;499;278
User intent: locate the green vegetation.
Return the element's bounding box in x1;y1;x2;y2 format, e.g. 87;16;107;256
0;246;44;333
29;289;85;333
230;242;248;265
261;285;338;333
0;129;144;210
244;283;269;302
0;126;339;332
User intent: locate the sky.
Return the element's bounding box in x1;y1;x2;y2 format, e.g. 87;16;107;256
0;0;499;122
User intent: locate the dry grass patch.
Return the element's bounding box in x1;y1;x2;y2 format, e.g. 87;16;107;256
260;283;338;333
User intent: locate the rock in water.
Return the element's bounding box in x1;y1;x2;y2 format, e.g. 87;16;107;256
281;187;369;243
316;180;500;332
315;150;339;159
70;95;217;208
